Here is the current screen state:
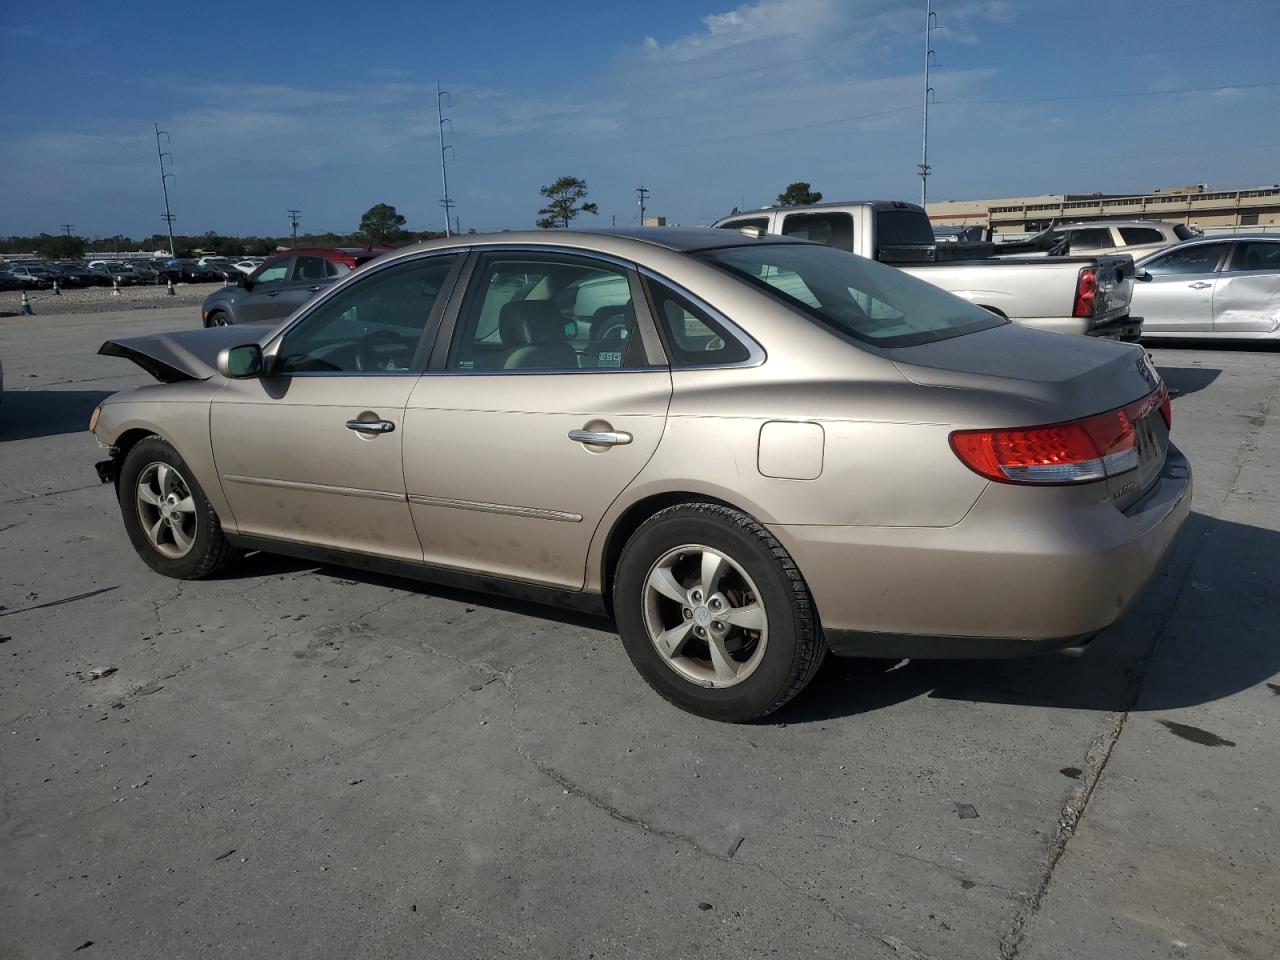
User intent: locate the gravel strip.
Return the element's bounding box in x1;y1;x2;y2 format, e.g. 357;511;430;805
2;282;212;318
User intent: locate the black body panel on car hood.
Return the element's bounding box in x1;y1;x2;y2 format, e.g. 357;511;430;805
98;324;275;382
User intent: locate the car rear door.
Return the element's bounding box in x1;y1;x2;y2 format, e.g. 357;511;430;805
1133;242;1231;333
401;248;671;590
210;253;463;558
1212;240;1280;334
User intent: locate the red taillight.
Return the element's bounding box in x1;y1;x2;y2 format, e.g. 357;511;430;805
1072;267;1097;318
949;388;1168;485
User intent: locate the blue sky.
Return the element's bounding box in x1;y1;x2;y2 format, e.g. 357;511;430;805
1;0;1277;239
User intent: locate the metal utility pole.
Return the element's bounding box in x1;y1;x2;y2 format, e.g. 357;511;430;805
60;224;75;237
288;209;301;247
919;1;937;207
155;123;177;257
636;185;650;226
436;81;455;237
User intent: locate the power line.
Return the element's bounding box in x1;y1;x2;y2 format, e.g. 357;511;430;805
60;224;75;237
938;79;1280;107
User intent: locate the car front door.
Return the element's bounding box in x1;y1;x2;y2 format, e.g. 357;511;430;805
1212;240;1280;334
1133;242;1231;333
210;252;463;558
402;249;672;589
234;258;293;324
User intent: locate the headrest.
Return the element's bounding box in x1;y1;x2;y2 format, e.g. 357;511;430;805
499;300;565;345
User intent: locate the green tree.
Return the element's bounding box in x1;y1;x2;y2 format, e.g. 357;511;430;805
359;203;407;243
776;181;823;207
36;234;85;259
536;176;598;229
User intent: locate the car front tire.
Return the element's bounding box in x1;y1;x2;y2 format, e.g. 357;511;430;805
117;437;240;579
614;502;826;722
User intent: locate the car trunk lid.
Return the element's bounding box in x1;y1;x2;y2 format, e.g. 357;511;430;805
892;322;1169;504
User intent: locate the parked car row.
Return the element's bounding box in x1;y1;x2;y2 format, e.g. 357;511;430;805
0;255;272;291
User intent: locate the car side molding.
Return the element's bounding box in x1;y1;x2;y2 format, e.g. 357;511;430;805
224;533;610;620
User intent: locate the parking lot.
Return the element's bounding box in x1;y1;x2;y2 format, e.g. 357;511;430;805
1;306;1276;958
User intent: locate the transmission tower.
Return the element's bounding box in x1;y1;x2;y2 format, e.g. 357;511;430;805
919;1;938;207
155;123;177;257
436;81;456;237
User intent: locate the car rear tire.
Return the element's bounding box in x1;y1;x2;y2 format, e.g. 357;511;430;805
614;502;826;722
206;311;229;328
118;437;240;579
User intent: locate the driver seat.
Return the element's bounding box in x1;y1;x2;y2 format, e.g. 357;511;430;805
499;300;578;370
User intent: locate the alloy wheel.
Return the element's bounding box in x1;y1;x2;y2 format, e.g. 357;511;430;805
135;462;197;559
642;544;768;688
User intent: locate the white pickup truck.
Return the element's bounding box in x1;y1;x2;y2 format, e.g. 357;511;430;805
713;201;1140;340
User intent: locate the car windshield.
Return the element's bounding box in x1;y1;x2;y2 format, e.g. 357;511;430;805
698;242;1006;348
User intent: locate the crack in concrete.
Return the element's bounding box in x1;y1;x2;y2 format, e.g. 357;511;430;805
493;673;938;960
0;482;104;505
0;586;118;619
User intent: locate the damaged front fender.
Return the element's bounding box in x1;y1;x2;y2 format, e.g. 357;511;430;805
98;323;275;382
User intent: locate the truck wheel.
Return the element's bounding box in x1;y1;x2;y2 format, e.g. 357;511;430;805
614;502;826;722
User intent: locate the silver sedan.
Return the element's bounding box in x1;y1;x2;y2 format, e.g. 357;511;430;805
1135;234;1280;340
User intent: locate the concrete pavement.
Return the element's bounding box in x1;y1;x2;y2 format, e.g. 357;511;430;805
1;308;1276;959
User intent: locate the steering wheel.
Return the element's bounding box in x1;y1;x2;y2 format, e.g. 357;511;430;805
595;314;631;342
355;330;415;372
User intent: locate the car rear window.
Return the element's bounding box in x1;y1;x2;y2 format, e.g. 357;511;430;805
875;210;935;246
698;243;1006;348
1173;225;1197;241
1119;227;1164;245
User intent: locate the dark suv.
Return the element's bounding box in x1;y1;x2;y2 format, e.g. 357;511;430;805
200;247;388;326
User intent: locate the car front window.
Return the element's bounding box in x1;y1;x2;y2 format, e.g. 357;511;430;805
698;242;1006;348
1143;243;1230;276
253;262;289;285
276;255;457;374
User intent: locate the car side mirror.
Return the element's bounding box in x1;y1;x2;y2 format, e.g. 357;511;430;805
737;226;762;238
217;343;264;379
1136;269;1153;282
236;275;249;288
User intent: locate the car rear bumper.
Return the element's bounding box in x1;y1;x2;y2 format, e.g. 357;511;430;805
1017;313;1142;340
771;444;1192;659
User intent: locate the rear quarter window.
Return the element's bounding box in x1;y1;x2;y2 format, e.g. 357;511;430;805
698;242;1005;348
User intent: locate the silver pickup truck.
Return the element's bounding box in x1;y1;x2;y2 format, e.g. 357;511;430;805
713;201;1140;340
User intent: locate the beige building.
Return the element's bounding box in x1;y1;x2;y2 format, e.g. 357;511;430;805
927;184;1280;235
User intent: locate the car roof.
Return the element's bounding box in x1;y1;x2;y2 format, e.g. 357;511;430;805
717;201;925;218
1135;233;1278;263
1058;219;1181;229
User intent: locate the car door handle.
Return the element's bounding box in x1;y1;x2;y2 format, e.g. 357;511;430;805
1188;281;1213;289
346;419;396;435
268;290;280;297
568;429;632;446
307;285;322;292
